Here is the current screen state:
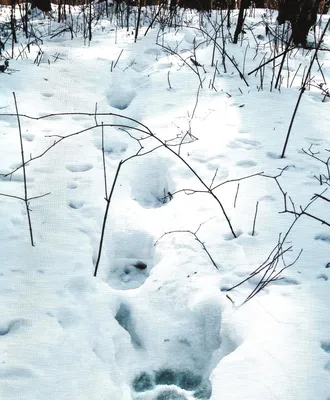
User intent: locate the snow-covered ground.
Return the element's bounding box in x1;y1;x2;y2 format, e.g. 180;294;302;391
1;5;330;400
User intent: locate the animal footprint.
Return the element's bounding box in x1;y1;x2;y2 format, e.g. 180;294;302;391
115;303;143;348
321;341;330;353
131;369;211;399
266;152;282;159
228;138;261;150
41;92;54;98
22;133;35;142
65;163;93;173
132;371;155;392
317;274;328;281
129;154;174;209
315;234;330;244
67;182;78;189
0;319;29;336
68;200;84;209
109;89;136;110
236;160;258;168
0;367;34;379
177;371;202;391
107;71;137;110
156;390;187;400
155;369;177;386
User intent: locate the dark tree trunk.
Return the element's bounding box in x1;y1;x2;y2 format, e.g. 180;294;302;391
227;0;235;27
213;0;235;8
277;0;321;46
134;0;142;42
320;0;330;13
254;0;265;7
233;0;249;44
170;0;176;11
10;3;17;44
31;0;51;11
177;0;211;11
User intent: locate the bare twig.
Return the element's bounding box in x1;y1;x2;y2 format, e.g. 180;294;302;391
13;92;34;246
94;160;123;277
155;218;218;270
0;111;236;238
234;183;240;208
251;201;259;236
101;122;107;198
281;18;330;158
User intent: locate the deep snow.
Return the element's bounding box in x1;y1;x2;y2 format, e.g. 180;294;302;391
0;4;330;400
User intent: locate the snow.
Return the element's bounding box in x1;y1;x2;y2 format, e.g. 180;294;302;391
1;4;330;400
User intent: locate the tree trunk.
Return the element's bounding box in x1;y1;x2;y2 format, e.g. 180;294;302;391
177;0;211;11
320;0;330;13
233;0;249;44
31;0;51;11
254;0;265;7
277;0;321;46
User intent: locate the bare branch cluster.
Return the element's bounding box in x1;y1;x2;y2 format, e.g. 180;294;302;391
155;218;219;270
0;103;238;274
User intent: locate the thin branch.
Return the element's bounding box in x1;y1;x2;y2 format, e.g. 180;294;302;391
101;122;108;198
155;218;218;270
0;192;24;201
0;111;236;237
234;183;240;208
13;92;34;246
251;201;259;236
94;160;123;277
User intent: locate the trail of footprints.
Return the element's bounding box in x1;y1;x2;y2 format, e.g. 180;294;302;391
61;46;246;400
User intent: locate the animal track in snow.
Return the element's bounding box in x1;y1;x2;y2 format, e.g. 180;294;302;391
266;152;282;159
108;258;151;290
107;71;137;110
67;181;78;189
155;390;188;400
132;371;155;391
314;234;330;244
129;154;174;209
41;92;54;98
305;137;322;143
65;163;93;173
123;280;230;400
68;200;84;209
236;160;258;168
115;303;143;348
258;195;276;202
0;367;34;379
144;47;162;56
0;319;29;336
132;369;211;399
92;130;128;159
47;308;80;329
110;89;136;110
22;133;35;142
0;213;20;240
228;138;261;150
271;277;300;286
223;230;243;241
105;229;155;290
321;341;330;353
0;170;33;183
10;269;25;275
154;61;173;70
317;274;328;281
